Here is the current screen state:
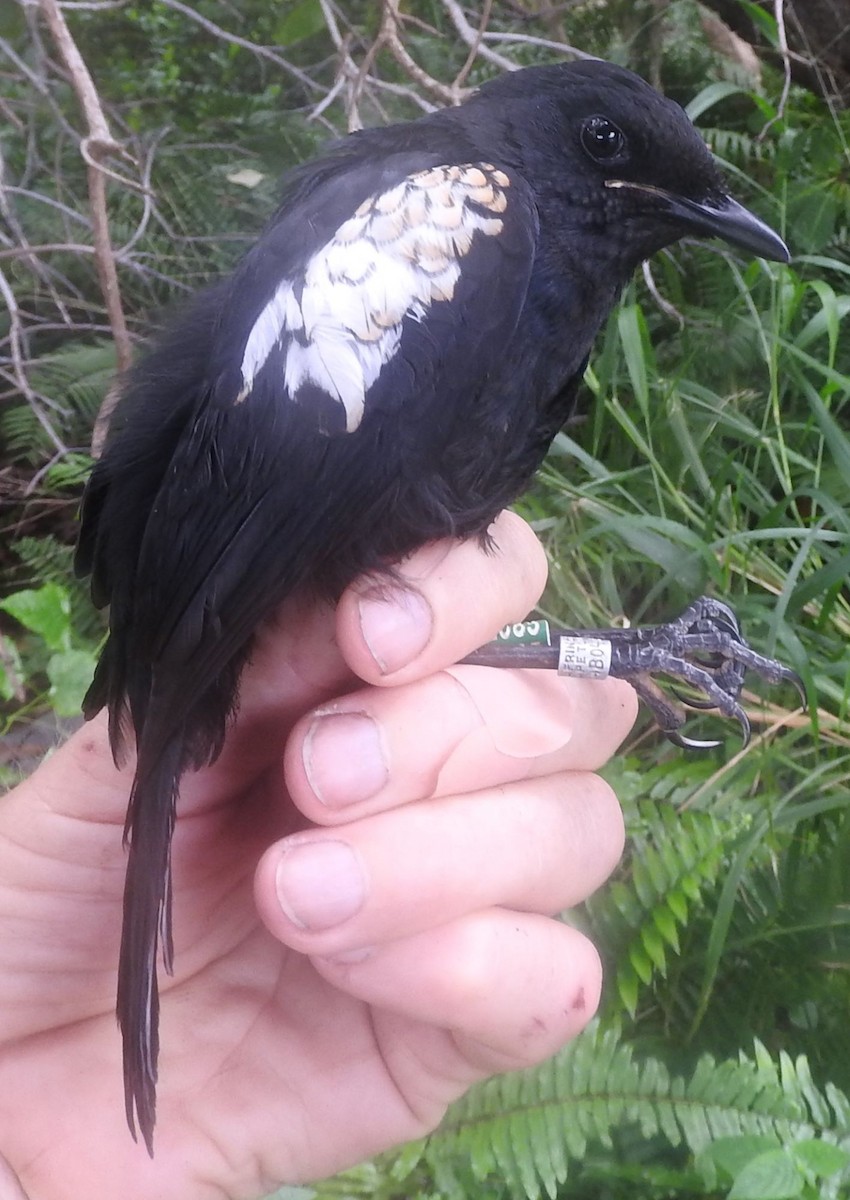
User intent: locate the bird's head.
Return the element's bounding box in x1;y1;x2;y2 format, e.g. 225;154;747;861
464;60;789;272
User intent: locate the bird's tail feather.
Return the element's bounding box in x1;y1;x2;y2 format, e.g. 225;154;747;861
117;726;182;1156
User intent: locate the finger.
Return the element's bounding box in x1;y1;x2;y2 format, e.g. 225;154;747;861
193;511;546;789
254;771;624;959
312;911;602;1075
336;510;548;685
0;1155;29;1200
284;670;637;820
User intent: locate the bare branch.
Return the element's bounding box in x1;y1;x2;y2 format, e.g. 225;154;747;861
438;0;519;73
382;0;469;105
0;265;69;455
482;30;596;60
641;259;685;329
0;242;97;261
759;0;792;139
1;185;92;226
37;0;133;394
57;0;129;8
0;262;37;405
453;0;493;90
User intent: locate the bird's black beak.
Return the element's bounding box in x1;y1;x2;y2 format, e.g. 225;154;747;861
606;181;790;263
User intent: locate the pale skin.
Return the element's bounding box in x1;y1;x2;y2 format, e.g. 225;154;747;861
0;512;636;1200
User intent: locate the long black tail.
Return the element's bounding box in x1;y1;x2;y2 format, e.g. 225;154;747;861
117;728;182;1156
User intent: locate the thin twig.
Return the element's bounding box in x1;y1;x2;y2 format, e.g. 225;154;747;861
0;262;37;405
317;0;367;129
2;185;92;225
116;131;164;258
759;0;791;139
641;260;685;329
453;0;493;90
57;0;129;8
0;242;97;260
439;0;519;73
381;0;467;105
38;0;133;389
481;30;595;59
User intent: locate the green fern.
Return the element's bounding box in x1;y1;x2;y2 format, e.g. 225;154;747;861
349;1028;850;1200
586;793;729;1018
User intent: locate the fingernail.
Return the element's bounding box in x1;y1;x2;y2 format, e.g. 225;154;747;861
357;585;432;674
275;840;367;930
304;711;388;808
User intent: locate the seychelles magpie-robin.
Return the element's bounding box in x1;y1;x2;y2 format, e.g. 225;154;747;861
76;59;791;1152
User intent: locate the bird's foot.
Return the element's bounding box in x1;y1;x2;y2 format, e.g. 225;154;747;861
461;596;805;749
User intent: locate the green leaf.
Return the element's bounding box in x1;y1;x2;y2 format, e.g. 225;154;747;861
792;1139;850;1178
0;584;72;653
806;388;850;480
276;0;324;45
728;1150;804;1199
666;887;689;924
709;1136;782;1181
628;942;653;985
686;82;752;122
652;904;681;952
641;923;668;973
617;964;639;1017
737;0;779;43
47;649;96;717
616;304;651;418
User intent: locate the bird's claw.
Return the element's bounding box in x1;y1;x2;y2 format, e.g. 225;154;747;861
461;595;803;750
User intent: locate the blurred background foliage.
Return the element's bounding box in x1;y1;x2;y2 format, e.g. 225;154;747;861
3;1;850;1196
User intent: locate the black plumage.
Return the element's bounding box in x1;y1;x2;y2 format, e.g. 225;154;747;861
76;59;789;1152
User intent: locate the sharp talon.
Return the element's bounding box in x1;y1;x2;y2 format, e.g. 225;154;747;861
665;730;722;750
670;685;719;711
788;671;807;708
737;709;752;747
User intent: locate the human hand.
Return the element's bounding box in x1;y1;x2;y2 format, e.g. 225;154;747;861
0;512;636;1200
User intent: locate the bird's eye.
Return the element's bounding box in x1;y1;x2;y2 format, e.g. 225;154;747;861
580;116;627;164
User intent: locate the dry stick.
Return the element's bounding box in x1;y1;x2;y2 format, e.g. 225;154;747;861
641;260;685;329
0;305;67;456
439;0;518;73
482;28;594;59
759;0;792;139
381;0;468;106
316;0;371;130
38;0;133;453
452;0;493;91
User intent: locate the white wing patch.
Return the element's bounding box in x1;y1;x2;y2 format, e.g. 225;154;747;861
238;163;512;431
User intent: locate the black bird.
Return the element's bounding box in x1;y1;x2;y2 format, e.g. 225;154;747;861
76;59;790;1152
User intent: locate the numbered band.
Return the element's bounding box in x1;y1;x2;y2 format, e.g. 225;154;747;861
494;619;552;648
557;636;612;679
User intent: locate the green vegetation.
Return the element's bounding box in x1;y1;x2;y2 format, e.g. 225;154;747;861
3;1;850;1196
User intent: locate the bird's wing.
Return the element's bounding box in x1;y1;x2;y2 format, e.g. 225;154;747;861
87;155;539;746
214;157;539;432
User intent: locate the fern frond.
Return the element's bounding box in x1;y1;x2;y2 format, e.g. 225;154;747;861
409;1027;850;1200
586;794;729;1017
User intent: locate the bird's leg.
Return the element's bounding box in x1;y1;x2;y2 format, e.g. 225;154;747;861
460;596;805;749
